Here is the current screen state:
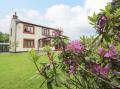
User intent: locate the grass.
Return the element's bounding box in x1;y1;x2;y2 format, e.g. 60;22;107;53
0;53;63;89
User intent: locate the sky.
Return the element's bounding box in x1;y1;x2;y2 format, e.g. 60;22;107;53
0;0;112;39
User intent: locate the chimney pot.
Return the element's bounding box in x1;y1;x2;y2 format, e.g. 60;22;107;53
13;12;18;19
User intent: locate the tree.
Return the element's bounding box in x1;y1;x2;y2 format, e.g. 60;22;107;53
110;0;120;42
88;1;120;46
0;32;9;43
0;32;3;42
110;0;120;13
3;33;9;42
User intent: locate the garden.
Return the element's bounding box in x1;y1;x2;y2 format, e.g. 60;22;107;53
0;53;48;89
0;0;120;89
29;1;120;89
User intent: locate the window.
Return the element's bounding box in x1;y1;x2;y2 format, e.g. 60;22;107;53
52;30;61;36
23;24;34;34
23;39;35;48
11;28;12;36
42;28;49;36
39;39;51;48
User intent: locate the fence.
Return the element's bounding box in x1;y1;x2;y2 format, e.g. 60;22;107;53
0;43;9;52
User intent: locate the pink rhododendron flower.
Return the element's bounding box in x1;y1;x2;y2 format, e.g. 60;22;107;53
104;44;117;59
66;40;85;53
69;65;75;74
98;48;106;57
98;44;118;59
100;64;110;76
63;59;79;74
94;64;101;73
93;63;110;76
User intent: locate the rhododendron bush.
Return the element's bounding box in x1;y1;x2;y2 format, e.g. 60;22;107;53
29;1;120;89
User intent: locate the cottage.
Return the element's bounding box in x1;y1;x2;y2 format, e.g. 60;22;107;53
9;13;62;52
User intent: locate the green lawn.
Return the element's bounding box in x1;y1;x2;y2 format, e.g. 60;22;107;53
0;53;62;89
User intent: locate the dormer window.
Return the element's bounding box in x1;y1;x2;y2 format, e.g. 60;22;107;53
23;24;34;34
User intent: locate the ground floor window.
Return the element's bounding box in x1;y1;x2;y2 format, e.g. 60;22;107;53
23;39;35;48
55;44;61;51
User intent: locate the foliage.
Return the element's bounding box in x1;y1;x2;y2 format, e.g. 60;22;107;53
29;1;120;89
0;32;9;43
29;48;63;89
80;35;96;48
88;2;120;45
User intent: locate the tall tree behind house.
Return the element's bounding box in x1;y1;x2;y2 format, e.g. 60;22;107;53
0;32;9;43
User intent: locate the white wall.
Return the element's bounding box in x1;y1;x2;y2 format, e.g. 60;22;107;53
10;19;59;52
9;19;17;52
15;23;48;52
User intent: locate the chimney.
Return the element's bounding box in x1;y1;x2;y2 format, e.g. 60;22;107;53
12;12;18;19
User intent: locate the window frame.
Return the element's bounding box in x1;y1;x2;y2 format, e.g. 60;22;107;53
23;39;35;48
23;24;35;34
42;28;50;36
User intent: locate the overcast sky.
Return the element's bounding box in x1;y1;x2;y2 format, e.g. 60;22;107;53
0;0;112;39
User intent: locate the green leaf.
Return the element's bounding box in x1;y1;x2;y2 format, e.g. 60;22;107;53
47;78;53;89
29;49;40;62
